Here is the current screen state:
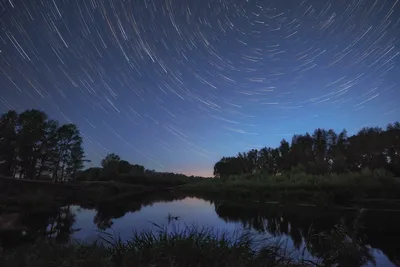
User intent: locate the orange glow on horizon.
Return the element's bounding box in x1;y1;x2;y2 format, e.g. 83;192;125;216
175;168;213;178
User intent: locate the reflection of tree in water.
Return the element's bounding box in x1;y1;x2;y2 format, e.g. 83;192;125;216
2;193;189;246
214;202;394;266
0;205;79;249
46;205;79;243
91;193;188;230
94;211;114;230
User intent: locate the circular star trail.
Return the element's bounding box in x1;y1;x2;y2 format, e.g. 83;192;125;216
0;0;399;176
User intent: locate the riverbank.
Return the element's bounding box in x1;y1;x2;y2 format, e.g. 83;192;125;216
2;170;400;212
0;227;315;267
0;177;153;212
180;171;400;206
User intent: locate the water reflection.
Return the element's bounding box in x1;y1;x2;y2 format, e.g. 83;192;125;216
44;206;76;242
1;195;399;266
89;194;186;230
0;205;79;248
215;202;377;266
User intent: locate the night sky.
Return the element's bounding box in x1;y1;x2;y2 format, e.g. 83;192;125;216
0;0;399;177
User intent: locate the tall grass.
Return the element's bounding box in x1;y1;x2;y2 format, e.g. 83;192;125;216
0;226;314;267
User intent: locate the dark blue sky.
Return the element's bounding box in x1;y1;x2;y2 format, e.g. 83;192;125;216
0;0;399;176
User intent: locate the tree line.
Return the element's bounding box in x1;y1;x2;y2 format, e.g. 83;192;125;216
0;109;87;182
0;108;203;185
78;153;147;181
79;152;200;184
214;123;400;178
3;109;398;182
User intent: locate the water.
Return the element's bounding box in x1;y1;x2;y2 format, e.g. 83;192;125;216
2;195;399;266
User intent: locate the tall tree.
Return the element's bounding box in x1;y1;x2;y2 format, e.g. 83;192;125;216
67;142;87;180
0;110;18;177
246;149;259;174
129;164;145;176
101;153;121;177
331;129;349;173
278;139;291;172
101;153;121;169
118;160;132;174
311;129;329;174
17;109;49;179
326;129;338;172
312;128;328;162
214;157;242;178
385;122;400;176
258;147;272;174
52;124;84;183
35;120;59;180
290;133;314;170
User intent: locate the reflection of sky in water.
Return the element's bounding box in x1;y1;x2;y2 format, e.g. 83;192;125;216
71;197;242;242
370;249;393;267
70;198;395;267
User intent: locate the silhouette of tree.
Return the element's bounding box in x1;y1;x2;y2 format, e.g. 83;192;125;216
258;147;272;174
118;160;131;174
101;153;121;169
310;129;329;175
52;124;86;183
35;119;58;180
130;164;145;175
98;153;146;179
278;139;291;172
246;149;259;174
385;122;400;175
17;109;50;179
68;141;87;180
0;110;18;177
213;156;242;178
100;153;121;177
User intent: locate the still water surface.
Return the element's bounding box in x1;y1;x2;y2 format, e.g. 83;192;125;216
5;196;400;266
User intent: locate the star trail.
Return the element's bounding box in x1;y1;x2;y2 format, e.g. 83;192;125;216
0;0;399;177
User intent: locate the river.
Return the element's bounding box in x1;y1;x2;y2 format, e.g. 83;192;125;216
2;195;399;266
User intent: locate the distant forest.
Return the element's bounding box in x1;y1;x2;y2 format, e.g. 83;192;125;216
214;122;400;178
1;109;399;182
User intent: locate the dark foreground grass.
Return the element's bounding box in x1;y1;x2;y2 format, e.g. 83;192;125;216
0;227;313;267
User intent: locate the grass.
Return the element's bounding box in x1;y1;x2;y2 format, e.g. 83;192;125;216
180;170;400;206
0;227;313;267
